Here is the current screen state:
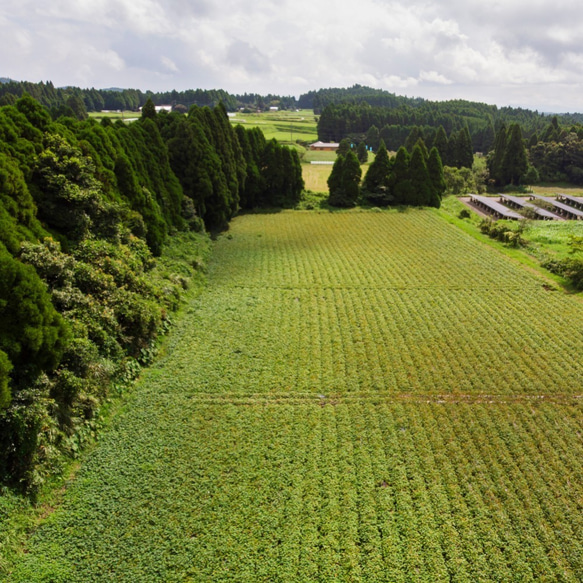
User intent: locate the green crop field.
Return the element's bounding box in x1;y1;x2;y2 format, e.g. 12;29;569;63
7;210;583;581
229;109;318;147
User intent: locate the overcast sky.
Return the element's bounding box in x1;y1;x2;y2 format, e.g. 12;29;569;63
2;0;583;112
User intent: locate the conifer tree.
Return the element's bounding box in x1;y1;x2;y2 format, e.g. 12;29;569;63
408;144;433;206
433;125;449;165
502;123;528;185
328;152;361;207
366;125;380;151
427;147;445;208
327;155;344;201
454;126;474;169
405;126;424;152
390;146;412;205
488;123;508;186
356;140;368;164
141;98;156;120
337;138;351;157
363;140;392;205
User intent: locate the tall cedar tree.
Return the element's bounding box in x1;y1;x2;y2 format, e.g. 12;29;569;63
356;141;368;164
328;151;362;207
366;125;380;151
408;144;434;206
432;125;449;165
390;146;413;205
488;123;508;186
502;123;528;185
141;98;156;120
337;138;351;157
363;140;392;205
454;126;474;169
427;147;446;207
405;126;424;152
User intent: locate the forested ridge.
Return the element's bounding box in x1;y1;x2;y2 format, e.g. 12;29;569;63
0;94;303;492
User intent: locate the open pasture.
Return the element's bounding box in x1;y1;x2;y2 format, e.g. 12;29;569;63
9;210;583;581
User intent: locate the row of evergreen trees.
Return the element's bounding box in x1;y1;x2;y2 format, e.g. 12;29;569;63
0;94;303;490
328;140;445;209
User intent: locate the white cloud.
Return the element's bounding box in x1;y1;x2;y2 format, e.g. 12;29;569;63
3;0;583;110
160;56;179;74
419;71;452;85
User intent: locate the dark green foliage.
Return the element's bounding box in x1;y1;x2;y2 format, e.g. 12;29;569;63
65;96;88;121
366;125;380;152
0;350;11;409
405;127;424;152
427;147;445;207
328;152;361;207
529;130;583;185
453;126;474;169
337;138;351;157
407;144;434;206
356;141;368;164
542;257;583;289
230;127;302;210
0;153;45;253
30;134;122;244
502;124;528;185
363;140;392;205
488;123;528;186
0;245;69;388
141;98;156;120
15;94;51;132
390;147;413;205
235;125;265;209
165;114;232;228
488;124;508;187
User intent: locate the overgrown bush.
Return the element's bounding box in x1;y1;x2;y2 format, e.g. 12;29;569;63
542;257;583;289
479;219;524;247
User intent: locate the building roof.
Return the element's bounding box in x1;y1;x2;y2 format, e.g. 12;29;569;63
310;141;339;148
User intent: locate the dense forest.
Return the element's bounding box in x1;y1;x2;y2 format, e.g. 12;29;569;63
0;93;303;492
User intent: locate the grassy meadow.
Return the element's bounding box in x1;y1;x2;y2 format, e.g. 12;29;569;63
6;210;583;581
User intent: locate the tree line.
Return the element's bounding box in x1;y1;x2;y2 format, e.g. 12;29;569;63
0;94;303;491
0;80;300;117
328;139;445;209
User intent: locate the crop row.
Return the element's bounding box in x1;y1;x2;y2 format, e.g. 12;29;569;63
10;210;583;581
149;281;583;396
209;211;539;291
11;398;583;581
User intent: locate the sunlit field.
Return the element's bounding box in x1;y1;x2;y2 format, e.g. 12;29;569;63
10;210;583;581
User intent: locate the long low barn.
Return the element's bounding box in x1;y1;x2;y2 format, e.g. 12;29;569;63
470;195;523;220
499;194;559;220
529;195;583;220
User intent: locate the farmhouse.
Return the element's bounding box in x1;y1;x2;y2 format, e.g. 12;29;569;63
309;141;340;151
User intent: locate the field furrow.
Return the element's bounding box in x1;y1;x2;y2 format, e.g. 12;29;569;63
9;210;583;582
